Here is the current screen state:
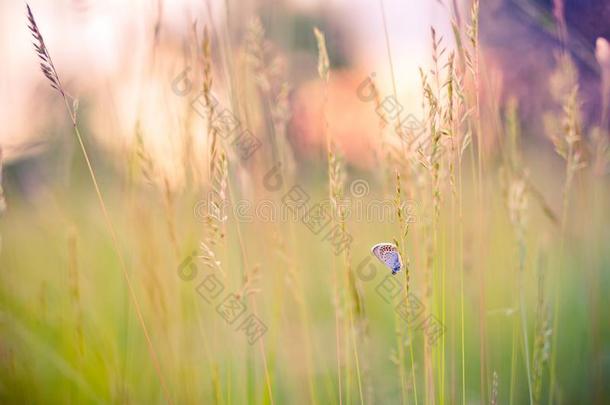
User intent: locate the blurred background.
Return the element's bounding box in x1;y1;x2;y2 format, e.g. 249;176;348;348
0;0;609;403
1;0;609;182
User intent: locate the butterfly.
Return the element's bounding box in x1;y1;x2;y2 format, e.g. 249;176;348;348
371;242;403;275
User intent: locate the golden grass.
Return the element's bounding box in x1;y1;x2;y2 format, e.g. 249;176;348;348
1;2;608;404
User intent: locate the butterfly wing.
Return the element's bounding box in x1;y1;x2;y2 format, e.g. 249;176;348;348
371;243;403;275
386;252;402;275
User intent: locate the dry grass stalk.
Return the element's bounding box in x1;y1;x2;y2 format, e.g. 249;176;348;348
205;151;228;245
202;27;221;177
198;26;228;251
131;124;180;258
314;27;330;83
504;100;558;226
444;52;458;195
162;176;180;259
501;98;534;404
235;265;262;300
25;5;172;403
546;55;587;223
367;77;396;187
394;171;411;289
245;17;292;169
431;27;446;101
134;122;155;186
198;240;224;275
333;153;367;405
393;169;420;405
315;25;365;403
313;25;331;155
464;0;481;146
546;54;586;404
245;17;273;93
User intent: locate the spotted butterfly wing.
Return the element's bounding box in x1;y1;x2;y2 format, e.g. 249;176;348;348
371;243;403;275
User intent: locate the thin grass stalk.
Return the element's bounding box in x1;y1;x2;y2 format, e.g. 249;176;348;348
328;146;364;404
395;170;419;405
532;255;551;405
548;84;585;405
67;229;84;356
378;0;410;160
466;2;489;399
246;20;318;403
444;51;458;405
421;58;444;405
509;315;518;405
490;371;498;405
517;217;534;405
469;0;483;187
66;227;84;404
378;1;412;398
449;44;470;405
313;27;345;404
503;100;533;404
25;5;172;403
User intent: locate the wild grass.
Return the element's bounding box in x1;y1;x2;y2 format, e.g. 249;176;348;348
0;2;609;404
25;4;172;403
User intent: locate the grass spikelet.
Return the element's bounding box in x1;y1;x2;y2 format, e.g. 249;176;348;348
464;0;483;186
313;27;330;83
545;55;587;222
26;5;63;94
244;17;291;167
328;146;345;209
198;26;224;246
546;57;587;400
313;25;332;157
235;265;262;300
199;241;224;275
201;26;222;178
204;151;228;246
245;17;271;92
134;122;155;185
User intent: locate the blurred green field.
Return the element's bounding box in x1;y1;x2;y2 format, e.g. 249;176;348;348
0;151;609;404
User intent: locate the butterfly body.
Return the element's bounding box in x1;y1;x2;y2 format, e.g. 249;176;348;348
371;243;403;275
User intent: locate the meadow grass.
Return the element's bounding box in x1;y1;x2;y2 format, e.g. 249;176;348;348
0;2;609;404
